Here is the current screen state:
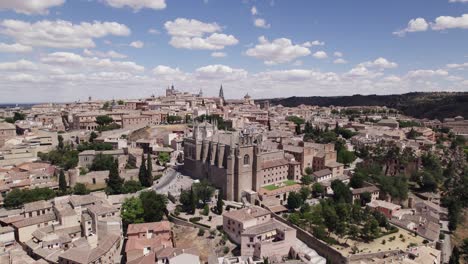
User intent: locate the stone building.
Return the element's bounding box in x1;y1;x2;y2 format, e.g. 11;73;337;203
183;122;301;202
0;122;16;147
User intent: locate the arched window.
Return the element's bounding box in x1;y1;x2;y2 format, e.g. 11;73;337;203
243;154;250;165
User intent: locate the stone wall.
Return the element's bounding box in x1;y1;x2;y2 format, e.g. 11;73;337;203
271;213;348;264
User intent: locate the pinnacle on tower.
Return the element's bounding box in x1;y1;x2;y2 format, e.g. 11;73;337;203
219;84;224;100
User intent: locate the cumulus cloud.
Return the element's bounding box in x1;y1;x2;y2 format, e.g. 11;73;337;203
334;52;343;57
0;43;32;53
395;14;468;36
251;6;258;15
41;52;144;72
164;18;238;50
196;64;247;80
449;0;468;2
102;0;166;11
0;60;37;71
0;0;64;15
83;49;127;59
406;69;449;78
361;57;398;69
446;62;468;69
211;52;227;57
245;36;311;65
302;40;325;47
333;58;348;64
393;18;429;36
0;19;131;49
345;65;383;78
254;18;271;29
431;14;468;30
130;41;144;48
312;51;328;59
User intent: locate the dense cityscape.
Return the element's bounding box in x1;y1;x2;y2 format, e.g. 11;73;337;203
1;0;468;264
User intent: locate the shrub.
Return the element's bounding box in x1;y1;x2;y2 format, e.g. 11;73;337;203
202;204;209;216
189;217;202;223
223;246;229;254
197;228;205;237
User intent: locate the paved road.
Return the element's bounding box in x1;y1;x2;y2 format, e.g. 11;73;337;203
152;168;178;193
441;234;452;264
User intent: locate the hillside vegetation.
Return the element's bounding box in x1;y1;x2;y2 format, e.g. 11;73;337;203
257;92;468;120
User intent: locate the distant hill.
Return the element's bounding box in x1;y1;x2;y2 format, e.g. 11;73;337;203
256;92;468;120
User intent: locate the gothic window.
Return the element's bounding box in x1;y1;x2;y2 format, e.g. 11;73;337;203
243;154;250;165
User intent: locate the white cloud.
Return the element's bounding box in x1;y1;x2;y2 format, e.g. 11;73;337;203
302;40;325;47
406;69;449;78
41;52;144;72
148;28;160;34
361;57;398;69
0;19;131;49
449;0;468;2
102;0;166;11
345;65;382;78
333;58;348;64
83;49;127;59
393;18;429;36
312;51;328;59
164;18;220;37
254;18;271;29
395;14;468;36
431;14;468;30
446;62;468;69
164;18;238;50
130;41;144;48
251;6;258;15
195;64;247;80
153;65;182;75
0;0;64;15
245;36;311;65
0;60;37;71
0;43;32;53
334;52;343;57
211;52;227;57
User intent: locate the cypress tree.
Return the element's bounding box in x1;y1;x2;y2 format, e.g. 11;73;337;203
216;189;224;214
145;153;153;187
138;153;147;186
107;160;124;194
59;169;67;193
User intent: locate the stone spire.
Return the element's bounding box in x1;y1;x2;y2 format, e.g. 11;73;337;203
219;84;224;100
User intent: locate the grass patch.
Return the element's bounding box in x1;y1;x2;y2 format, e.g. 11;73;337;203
263;180;297;191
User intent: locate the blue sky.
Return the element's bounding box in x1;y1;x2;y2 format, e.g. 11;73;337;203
0;0;467;102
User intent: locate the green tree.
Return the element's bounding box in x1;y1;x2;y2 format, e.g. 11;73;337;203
360;192;372;206
121;197;144;228
146;153;153;186
299;186;311;201
449;246;460;264
312;183;325;197
73;183;90;195
338;149;356;166
139;191;167;222
193;180;215;205
347;224;360;241
89;131;98;143
106;160;124;194
304;167;313;175
287;192;303;209
96;115;113;126
301;174;313;185
216;189;224;214
57;135;64;150
331;180;353;203
89;154;115;171
117;100;125;105
58;169;67;193
4;188;55;209
158;152;170;166
138;153;148;186
122;180;143;193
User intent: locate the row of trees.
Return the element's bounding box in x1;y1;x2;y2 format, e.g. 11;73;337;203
179;180;216;214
